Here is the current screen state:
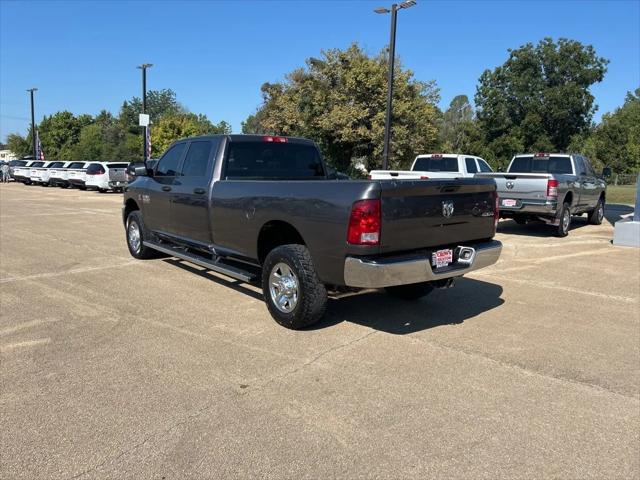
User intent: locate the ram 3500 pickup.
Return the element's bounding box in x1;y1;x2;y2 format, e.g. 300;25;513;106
123;135;502;329
478;153;607;237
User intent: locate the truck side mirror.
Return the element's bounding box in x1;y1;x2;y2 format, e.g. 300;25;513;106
601;167;612;178
132;163;150;176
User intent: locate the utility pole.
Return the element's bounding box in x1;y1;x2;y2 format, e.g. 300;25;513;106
374;1;416;169
27;88;38;159
137;63;153;163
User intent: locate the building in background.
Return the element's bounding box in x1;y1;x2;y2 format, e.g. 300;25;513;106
0;149;18;162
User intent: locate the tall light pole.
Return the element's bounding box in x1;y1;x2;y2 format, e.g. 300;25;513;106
137;63;153;163
375;0;417;169
26;88;38;159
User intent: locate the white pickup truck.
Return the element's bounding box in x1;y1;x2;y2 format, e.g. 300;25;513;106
369;154;493;180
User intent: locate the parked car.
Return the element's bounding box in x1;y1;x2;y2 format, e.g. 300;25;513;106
8;160;32;181
123;134;502;329
48;161;74;187
369;154;493;180
477;153;606;237
67;162;90;189
85;162;130;192
29;161;60;185
12;160;37;184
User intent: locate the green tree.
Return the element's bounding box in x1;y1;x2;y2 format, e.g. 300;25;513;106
439;95;473;150
119;88;183;133
38;111;94;160
569;88;640;173
152;113;231;155
5;132;31;158
475;38;608;162
242;43;440;172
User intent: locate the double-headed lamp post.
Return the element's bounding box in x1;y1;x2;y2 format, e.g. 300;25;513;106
26;88;38;159
137;63;153;163
375;0;417;170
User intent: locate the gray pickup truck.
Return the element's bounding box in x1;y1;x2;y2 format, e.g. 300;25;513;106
122;134;502;329
478;153;607;237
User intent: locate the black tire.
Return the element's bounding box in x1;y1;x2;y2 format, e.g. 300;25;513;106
125;210;157;259
555;202;571;237
98;188;107;193
261;244;327;329
587;197;605;225
385;282;434;300
79;186;87;191
513;215;528;225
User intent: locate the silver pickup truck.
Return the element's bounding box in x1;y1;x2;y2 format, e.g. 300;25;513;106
478;153;606;237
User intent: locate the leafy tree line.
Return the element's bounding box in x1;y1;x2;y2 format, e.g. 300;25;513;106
6;89;231;162
5;38;638;175
243;39;638;175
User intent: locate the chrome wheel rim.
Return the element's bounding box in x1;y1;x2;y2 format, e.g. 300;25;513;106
128;220;141;253
562;209;571;232
269;262;299;313
597;203;604;222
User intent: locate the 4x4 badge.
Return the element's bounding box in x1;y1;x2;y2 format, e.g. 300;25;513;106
442;200;454;218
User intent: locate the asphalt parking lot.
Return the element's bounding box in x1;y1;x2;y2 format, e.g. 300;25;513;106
1;182;638;479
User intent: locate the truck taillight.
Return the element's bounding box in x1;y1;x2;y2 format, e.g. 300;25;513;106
347;199;381;245
420;176;429;180
547;179;559;198
263;136;288;143
493;190;500;231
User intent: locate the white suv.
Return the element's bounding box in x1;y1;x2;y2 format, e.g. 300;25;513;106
85;162;129;192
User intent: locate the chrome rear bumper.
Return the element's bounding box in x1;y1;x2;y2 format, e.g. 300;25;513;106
343;240;502;288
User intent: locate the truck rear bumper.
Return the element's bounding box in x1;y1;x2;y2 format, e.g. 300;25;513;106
343;240;502;288
499;199;557;217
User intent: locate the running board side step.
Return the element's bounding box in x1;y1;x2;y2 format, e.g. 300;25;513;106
143;240;256;282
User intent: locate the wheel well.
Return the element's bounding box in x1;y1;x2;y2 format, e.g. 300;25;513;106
257;221;305;264
124;199;139;224
599;191;606;203
564;191;573;206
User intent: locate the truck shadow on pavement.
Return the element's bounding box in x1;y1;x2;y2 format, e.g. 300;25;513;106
313;277;504;334
164;259;504;335
605;203;634;225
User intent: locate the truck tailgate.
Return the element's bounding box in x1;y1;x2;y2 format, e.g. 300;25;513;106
477;172;551;202
108;168;127;183
379;179;497;253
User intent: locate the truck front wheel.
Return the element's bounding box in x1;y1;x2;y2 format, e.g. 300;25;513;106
126;211;157;259
261;245;327;329
385;282;434;300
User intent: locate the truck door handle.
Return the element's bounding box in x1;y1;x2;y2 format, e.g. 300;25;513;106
162;186;172;192
193;188;205;194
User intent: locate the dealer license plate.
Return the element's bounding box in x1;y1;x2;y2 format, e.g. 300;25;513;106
432;249;453;269
502;198;517;207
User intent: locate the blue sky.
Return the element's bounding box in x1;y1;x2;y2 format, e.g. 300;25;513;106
1;0;639;141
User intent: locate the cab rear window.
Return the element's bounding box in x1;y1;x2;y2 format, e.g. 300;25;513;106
413;157;459;172
509;156;573;174
224;142;325;180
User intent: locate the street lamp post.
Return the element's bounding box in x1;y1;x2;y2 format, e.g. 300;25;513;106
26;88;38;159
375;1;416;170
137;63;153;163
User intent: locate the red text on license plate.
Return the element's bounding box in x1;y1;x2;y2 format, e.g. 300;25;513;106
502;198;517;207
432;249;453;268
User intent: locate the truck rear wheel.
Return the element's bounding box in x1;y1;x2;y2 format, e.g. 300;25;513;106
555;202;571;237
587;197;605;225
126;211;157;260
385;282;434;300
261;245;327;330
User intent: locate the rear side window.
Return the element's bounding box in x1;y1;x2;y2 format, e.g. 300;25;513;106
68;162;85;169
156;143;186;177
478;159;493;172
224;142;325;180
509;156;573;174
465;158;478;173
180;141;214;177
413;157;459;172
31;162;44;167
86;164;105;174
9;160;26;167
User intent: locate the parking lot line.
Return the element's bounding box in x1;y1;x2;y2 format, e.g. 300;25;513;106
0;338;51;353
0;261;143;284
